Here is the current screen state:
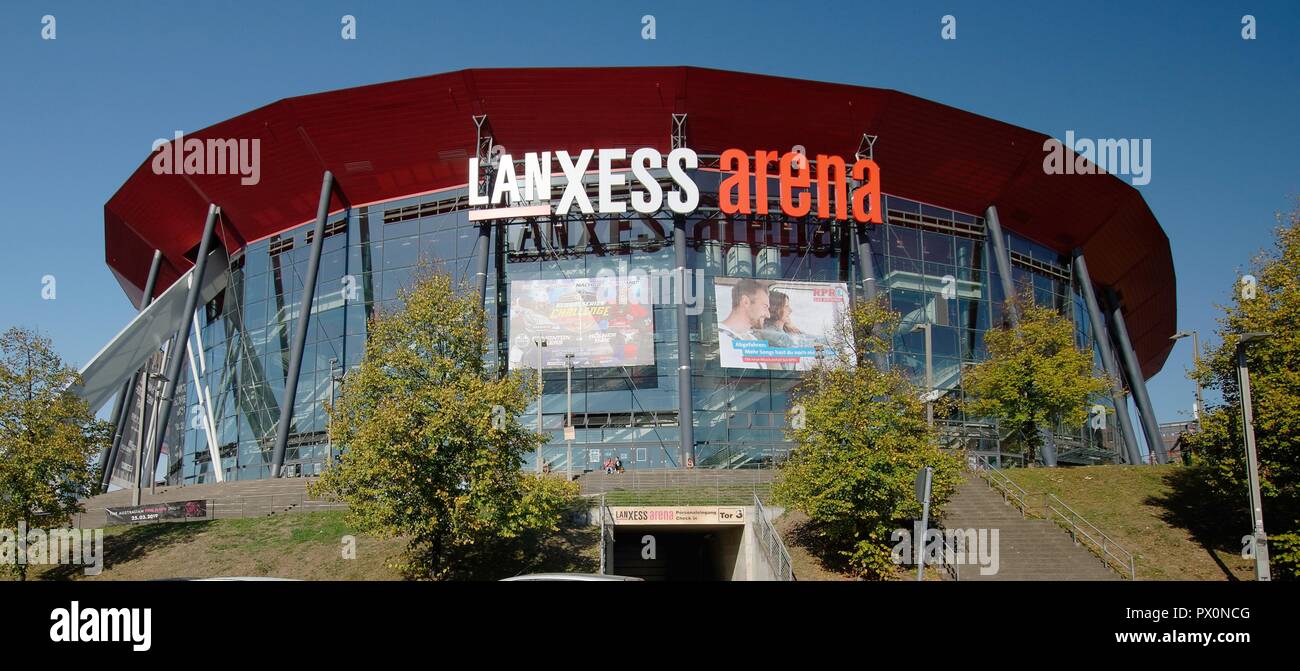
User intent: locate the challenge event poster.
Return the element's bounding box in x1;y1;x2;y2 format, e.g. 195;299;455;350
508;276;656;369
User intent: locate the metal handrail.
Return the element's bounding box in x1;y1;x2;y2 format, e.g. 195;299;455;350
970;455;1137;580
753;494;794;581
971;454;1033;518
940;533;961;581
1043;493;1136;580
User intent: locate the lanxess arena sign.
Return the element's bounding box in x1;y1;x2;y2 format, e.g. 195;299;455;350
468;148;881;222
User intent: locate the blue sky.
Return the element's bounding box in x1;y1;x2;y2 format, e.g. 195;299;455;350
1;1;1296;452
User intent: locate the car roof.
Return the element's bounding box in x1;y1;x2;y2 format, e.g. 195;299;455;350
500;573;643;581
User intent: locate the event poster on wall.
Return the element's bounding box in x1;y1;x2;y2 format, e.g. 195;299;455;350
508;276;656;369
713;278;854;371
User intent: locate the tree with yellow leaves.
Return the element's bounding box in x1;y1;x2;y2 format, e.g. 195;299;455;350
309;266;576;579
0;328;110;580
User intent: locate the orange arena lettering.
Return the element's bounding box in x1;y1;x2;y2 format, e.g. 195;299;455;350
717;148;882;224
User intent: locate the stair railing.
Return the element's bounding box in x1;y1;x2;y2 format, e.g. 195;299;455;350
938;533;961;581
752;493;793;581
971;454;1137;580
970;454;1033;518
1042;493;1136;580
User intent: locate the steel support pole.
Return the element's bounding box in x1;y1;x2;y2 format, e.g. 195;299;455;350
328;358;339;467
919;323;933;427
99;381;128;486
1192;331;1204;431
984;206;1019;327
915;467;932;581
101;249;164;489
855;223;889;370
674;214;695;468
131;375;152;507
471;115;501;371
102;386;131;482
1104;288;1168;464
472;221;493;374
1236;345;1271;580
566;354;573;482
147;335;178;496
1072;251;1142;465
535;339;544;474
474;223;491;306
855;224;879;303
135;334;174;504
186;312;223;483
149;206;220;482
271;171;335;478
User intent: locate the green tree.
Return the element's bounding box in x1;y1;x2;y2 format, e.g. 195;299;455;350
0;328;110;581
309;266;577;580
774;299;963;579
1185;203;1300;579
961;290;1109;465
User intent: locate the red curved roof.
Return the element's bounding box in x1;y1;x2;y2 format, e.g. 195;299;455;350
103;66;1175;377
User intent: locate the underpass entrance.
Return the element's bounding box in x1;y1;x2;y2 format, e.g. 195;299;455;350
605;505;756;581
612;527;745;581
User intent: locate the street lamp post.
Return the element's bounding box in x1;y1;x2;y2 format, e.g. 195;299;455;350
534;337;547;474
565;353;574;482
1237;331;1272;581
1171;331;1204;431
912;322;934;427
327;357;340;467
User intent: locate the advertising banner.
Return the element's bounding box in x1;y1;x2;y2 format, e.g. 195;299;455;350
609;506;747;525
105;500;209;525
108;350;184;490
713;278;853;370
508;276;655;369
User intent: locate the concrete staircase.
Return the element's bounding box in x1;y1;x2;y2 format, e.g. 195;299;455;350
940;474;1120;581
75;477;346;528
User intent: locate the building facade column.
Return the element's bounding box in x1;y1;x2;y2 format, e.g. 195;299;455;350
983;205;1019;327
271;171;336;477
472;114;495;309
1104;288;1169;464
149;205;220;482
674;213;695;468
100;249;166;488
1072;250;1142;465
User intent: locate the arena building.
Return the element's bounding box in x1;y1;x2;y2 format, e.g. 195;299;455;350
79;67;1176;488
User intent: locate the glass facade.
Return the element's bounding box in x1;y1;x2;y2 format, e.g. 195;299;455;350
166;167;1122;485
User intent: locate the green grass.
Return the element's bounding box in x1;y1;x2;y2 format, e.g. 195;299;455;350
1000;464;1254;581
20;509;599;581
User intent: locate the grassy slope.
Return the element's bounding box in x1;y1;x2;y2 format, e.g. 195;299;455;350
26;510;600;581
776;463;1257;582
1002;464;1254;581
27;466;1238;581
